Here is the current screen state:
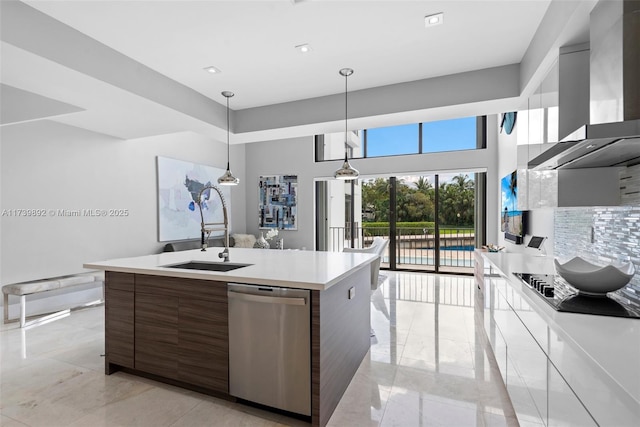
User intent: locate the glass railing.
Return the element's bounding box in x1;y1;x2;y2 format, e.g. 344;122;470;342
330;226;475;272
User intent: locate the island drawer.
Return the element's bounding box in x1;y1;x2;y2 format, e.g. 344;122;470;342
105;271;134;291
135;274;227;301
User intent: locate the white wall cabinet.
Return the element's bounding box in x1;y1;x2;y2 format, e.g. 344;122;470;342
517;167;621;209
517;48;621;210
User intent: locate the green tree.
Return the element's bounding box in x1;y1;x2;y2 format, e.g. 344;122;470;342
438;174;475;226
362;178;390;222
362;175;473;227
405;191;432;221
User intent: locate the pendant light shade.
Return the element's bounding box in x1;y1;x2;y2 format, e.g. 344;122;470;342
218;91;240;186
334;68;359;180
334;156;360;180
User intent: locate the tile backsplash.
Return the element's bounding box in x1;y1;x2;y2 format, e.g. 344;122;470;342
555;165;640;305
555;206;640;305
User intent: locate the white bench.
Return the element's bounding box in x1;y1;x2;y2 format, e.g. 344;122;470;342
2;271;105;328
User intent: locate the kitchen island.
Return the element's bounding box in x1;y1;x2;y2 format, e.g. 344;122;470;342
480;252;640;426
85;247;377;427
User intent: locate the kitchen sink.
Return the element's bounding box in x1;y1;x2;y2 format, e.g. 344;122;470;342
163;261;252;272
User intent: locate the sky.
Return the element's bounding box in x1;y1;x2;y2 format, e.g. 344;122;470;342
366;116;477;157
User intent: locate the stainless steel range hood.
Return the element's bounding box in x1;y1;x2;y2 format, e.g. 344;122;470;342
529;120;640;170
529;0;640;171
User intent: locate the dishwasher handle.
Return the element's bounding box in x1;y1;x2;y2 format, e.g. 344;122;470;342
228;290;307;306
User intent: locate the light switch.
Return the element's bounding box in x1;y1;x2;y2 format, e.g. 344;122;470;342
348;287;355;300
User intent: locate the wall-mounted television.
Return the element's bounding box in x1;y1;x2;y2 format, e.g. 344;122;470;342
501;171;527;244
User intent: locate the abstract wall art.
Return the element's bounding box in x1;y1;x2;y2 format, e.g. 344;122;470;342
258;175;297;230
157;156;231;241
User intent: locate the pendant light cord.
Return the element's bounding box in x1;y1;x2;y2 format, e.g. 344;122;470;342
226;95;231;169
218;90;238;185
344;70;349;161
334;68;358;180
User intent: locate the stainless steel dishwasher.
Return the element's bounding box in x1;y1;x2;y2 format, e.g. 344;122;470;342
227;283;311;416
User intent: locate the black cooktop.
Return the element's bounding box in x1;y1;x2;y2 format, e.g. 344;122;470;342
513;273;640;319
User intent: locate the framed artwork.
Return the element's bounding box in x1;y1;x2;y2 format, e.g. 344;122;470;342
157;156;231;242
258;175;297;230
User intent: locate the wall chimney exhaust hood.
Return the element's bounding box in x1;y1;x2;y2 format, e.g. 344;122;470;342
529;120;640;170
529;0;640;171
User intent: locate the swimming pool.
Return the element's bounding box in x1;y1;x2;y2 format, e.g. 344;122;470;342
419;245;475;251
440;245;475;251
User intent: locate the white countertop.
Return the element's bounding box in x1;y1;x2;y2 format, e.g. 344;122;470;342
84;247;377;291
483;252;640;419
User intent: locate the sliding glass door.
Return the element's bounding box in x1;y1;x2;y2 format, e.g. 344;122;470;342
435;173;477;273
319;171;484;274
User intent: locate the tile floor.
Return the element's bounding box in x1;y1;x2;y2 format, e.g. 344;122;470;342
0;272;517;427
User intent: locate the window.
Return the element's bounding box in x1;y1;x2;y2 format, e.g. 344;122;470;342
422;116;477;153
365;123;419;157
315;116;483;161
316;131;363;161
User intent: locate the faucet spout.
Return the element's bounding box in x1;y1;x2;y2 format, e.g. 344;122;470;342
196;185;231;262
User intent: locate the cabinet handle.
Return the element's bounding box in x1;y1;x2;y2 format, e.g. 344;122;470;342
228;290;307;306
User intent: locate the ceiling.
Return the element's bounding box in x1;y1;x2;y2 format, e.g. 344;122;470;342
0;0;593;143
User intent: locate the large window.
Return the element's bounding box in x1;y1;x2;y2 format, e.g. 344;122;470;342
316;116;484;161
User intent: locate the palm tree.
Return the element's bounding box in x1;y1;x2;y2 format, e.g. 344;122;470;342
415;176;432;193
508;171;517;212
451;174;473;191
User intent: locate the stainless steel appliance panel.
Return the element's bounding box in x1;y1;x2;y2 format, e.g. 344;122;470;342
227;283;311;416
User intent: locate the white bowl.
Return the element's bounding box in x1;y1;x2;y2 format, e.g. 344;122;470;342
554;257;635;296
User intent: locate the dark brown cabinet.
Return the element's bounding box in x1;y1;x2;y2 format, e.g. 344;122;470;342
178;297;228;391
133;274;229;394
105;272;135;372
135;292;179;379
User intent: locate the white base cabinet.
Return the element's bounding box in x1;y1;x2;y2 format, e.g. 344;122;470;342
484;275;597;427
547;364;597;427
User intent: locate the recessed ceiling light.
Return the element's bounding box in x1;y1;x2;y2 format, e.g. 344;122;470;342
424;12;444;27
203;66;221;74
295;43;312;53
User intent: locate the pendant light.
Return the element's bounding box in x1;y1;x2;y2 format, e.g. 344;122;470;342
334;68;359;180
217;91;240;186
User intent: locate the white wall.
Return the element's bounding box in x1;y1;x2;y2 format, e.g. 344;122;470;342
243;136;316;251
0;120;245;288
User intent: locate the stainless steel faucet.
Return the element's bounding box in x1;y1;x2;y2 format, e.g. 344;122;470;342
197;185;231;262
